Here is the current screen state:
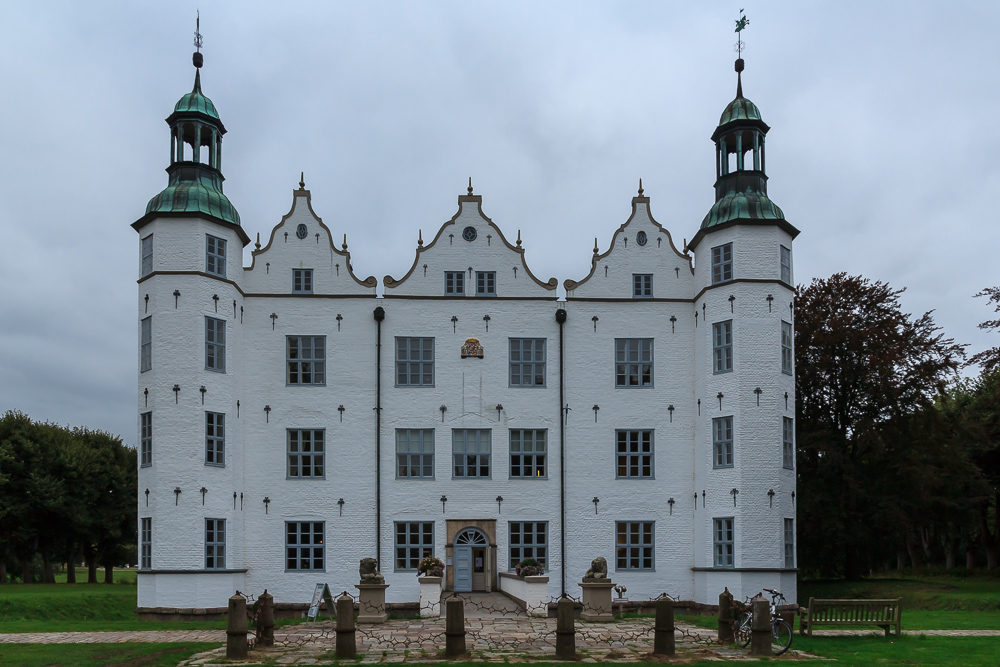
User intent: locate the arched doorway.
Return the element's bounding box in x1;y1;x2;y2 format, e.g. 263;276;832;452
454;528;490;592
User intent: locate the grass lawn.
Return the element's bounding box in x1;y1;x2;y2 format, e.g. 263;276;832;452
0;643;218;667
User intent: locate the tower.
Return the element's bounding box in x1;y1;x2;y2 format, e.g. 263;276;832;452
132;26;250;607
687;51;800;601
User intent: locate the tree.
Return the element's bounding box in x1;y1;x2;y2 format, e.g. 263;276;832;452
968;286;1000;373
795;273;966;578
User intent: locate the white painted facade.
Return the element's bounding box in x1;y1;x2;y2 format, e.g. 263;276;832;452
134;60;799;613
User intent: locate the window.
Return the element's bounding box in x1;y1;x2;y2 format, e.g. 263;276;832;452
784;518;795;568
781;321;793;375
141;235;153;277
714;416;734;468
510;429;546;478
140;317;151;372
293;269;313;294
205;317;226;372
206;234;226;277
616;521;654;570
396;429;434;478
616;430;653;478
286;521;325;571
205;518;225;570
509;338;546;387
780;245;792;284
713;320;733;374
140;412;152;467
206;412;224;466
615;338;653;387
633;274;652;298
140;518;151;569
288;429;324;478
476;271;496;296
714;518;734;568
509;522;547;569
453;429;490;478
287;336;325;385
782;417;794;469
711;243;733;283
445;271;465;295
396;337;434;386
394;521;434;570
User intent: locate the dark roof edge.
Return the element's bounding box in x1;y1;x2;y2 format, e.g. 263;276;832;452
687;217;800;251
132;211;251;246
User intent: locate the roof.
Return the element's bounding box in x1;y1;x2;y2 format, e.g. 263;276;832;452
172;71;220;121
719;96;762;126
145;171;240;227
700;189;784;230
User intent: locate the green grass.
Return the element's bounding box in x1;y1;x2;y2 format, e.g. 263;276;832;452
793;634;1000;666
0;643;217;667
799;573;1000;611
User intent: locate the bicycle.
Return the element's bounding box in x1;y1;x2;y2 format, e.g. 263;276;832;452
733;588;793;656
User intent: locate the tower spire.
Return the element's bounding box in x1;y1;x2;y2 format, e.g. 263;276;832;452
733;9;749;98
193;12;204;69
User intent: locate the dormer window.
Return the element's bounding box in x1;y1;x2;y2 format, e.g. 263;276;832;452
633;274;652;298
445;271;465;295
293;269;313;294
711;243;732;284
476;271;496;297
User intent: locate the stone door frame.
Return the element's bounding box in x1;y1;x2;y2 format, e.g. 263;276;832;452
444;519;497;592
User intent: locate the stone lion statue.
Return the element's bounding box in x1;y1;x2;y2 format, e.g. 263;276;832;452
583;556;608;581
359;557;385;583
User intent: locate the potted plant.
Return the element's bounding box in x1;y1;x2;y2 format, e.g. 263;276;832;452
514;558;543;578
417;555;444;577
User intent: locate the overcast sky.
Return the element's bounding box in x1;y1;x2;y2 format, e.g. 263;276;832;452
1;1;997;443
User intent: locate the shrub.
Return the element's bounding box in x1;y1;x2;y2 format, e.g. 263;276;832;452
417;556;444;577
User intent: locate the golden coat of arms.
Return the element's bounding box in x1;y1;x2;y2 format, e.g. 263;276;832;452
461;338;484;358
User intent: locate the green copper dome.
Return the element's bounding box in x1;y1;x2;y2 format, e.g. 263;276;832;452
700;189;784;229
146;170;240;226
173;71;220;120
719;96;761;126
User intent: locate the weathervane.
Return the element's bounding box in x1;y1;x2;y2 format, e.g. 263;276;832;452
734;9;749;58
194;11;203;53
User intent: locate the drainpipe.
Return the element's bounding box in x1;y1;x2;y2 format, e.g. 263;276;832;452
555;307;567;597
373;306;385;569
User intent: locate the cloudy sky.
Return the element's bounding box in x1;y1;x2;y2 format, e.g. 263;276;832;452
1;1;997;443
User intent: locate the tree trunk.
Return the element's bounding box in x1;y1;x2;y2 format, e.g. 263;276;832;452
980;504;998;572
66;561;76;584
0;561;6;584
967;548;976;571
103;563;114;584
21;558;31;584
897;552;906;571
41;556;54;584
84;543;98;584
906;534;922;570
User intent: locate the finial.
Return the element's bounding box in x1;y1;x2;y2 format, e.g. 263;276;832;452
192;11;204;69
516;229;522;247
638;178;644;197
418;229;423;247
255;232;261;250
299;172;305;190
467;177;473;196
594;238;599;254
733;9;748;96
342;234;348;251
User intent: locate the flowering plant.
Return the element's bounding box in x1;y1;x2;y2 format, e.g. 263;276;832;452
417;555;444;577
514;557;543;578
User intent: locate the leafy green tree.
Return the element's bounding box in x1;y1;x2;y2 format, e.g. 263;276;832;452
968;286;1000;373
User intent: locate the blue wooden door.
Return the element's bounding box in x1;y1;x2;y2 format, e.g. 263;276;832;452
454;546;472;592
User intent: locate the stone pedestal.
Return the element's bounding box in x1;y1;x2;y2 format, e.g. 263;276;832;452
418;575;443;617
355;583;389;623
579;581;615;621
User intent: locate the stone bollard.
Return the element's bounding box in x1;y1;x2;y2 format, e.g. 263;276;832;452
335;594;357;659
258;589;275;648
555;596;576;660
717;587;734;643
653;598;675;656
445;596;467;657
750;595;770;656
226;594;248;660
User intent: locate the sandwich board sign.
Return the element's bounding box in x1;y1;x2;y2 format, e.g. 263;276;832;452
307;583;335;623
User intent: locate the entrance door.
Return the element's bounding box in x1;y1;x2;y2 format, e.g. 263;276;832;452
472;547;487;590
454;546;472;592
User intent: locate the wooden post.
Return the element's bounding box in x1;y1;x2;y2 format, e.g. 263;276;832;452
653;598;675;656
445;596;467;658
717;587;734;643
335;594;357;659
555;597;576;660
750;595;770;656
226;594;248;660
258;589;274;647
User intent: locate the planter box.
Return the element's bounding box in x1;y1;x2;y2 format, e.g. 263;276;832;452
418;575;444;617
499;571;550;617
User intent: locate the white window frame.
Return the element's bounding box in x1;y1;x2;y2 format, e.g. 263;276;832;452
205;316;226;372
509;521;547;570
445;271;465;295
781;321;793;375
205;234;227;278
140;412;152;467
287;429;325;478
784;518;795;568
141;235;153;277
615;338;653;387
396;429;434;479
509;338;546;387
292;268;313;294
714;517;734;568
509;429;547;478
615;521;654;571
632;273;653;298
711;242;733;284
206;411;225;467
476;271;496;296
780;245;792;284
287;335;325;385
140;517;151;569
452;428;491;478
140;317;151;373
395;337;434;386
713;416;734;468
713;320;733;374
394;521;434;571
285;521;325;571
205;518;225;570
783;417;794;470
616;429;654;478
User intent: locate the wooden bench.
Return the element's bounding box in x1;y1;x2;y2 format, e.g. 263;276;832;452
799;598;902;637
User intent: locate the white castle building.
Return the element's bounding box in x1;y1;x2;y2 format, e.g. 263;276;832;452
133;47;799;614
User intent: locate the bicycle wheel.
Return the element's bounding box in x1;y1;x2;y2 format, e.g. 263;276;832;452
770;619;793;656
735;612;752;648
